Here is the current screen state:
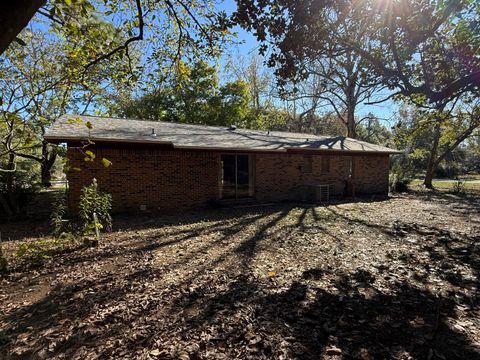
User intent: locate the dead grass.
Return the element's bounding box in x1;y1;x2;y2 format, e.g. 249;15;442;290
1;191;480;359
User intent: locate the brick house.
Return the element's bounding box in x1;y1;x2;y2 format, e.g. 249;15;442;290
45;115;401;213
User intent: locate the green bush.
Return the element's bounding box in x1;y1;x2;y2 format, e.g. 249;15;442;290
389;164;411;193
0;170;39;218
15;237;76;265
79;179;112;234
50;193;68;237
16;241;52;264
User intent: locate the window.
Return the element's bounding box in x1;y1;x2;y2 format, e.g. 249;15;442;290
302;155;313;173
321;156;330;174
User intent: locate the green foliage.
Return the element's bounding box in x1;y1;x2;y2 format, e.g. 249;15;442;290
463;133;480;174
356;117;392;146
51;193;68;237
233;0;480;108
101;158;112;168
84;150;96;162
113;60;264;129
0;162;40;218
16;241;52;264
0;27;125;194
393;104;480;179
49;0;230;70
15;234;78;265
389;163;411;193
79;179;112;234
1;0;231;217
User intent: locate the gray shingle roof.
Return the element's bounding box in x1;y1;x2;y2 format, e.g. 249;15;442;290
44;114;401;154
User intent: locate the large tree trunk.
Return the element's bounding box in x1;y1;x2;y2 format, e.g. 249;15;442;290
346;109;356;138
345;73;357;138
0;0;45;55
5;153;20;216
41;141;57;187
424;122;441;189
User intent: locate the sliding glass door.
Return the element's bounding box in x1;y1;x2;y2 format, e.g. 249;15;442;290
220;154;254;199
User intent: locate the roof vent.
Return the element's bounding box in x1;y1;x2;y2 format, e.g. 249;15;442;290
228;124;237;131
151;128;157;137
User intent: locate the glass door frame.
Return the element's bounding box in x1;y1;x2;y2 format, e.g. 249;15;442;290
219;153;255;200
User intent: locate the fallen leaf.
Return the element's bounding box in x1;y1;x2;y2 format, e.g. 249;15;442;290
326;346;342;355
149;349;161;357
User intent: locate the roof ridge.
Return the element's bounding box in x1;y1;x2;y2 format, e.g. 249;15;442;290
48;114;402;154
60;113;332;139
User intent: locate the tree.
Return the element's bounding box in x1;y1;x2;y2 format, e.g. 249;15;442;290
234;0;480;187
283;53;381;138
463;134;480;174
393;102;480;181
0;25;129;217
424;103;480;185
1;0;232;215
113;61;261;129
234;0;479;106
276;10;382;138
356;114;392;146
0;0;231;63
0;29;122;187
0;114;39;217
229;53;274;118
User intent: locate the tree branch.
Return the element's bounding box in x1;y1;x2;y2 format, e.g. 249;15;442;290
83;0;144;72
14;152;42;162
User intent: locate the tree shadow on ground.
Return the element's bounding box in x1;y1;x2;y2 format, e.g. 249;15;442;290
324;203;480;289
1;198;479;359
172;201;480;359
407;189;480;217
182;269;480;360
0;206;297;357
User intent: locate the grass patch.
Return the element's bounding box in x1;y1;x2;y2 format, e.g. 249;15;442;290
462;174;480;180
410;179;480;191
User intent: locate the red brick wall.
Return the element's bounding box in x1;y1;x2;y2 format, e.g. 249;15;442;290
66;146;390;212
255;153;389;202
66;147;219;213
353;155;390;194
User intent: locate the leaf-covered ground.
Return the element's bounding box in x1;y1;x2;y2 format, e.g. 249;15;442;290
1;191;480;360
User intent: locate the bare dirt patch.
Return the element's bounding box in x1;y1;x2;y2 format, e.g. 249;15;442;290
1;191;479;359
